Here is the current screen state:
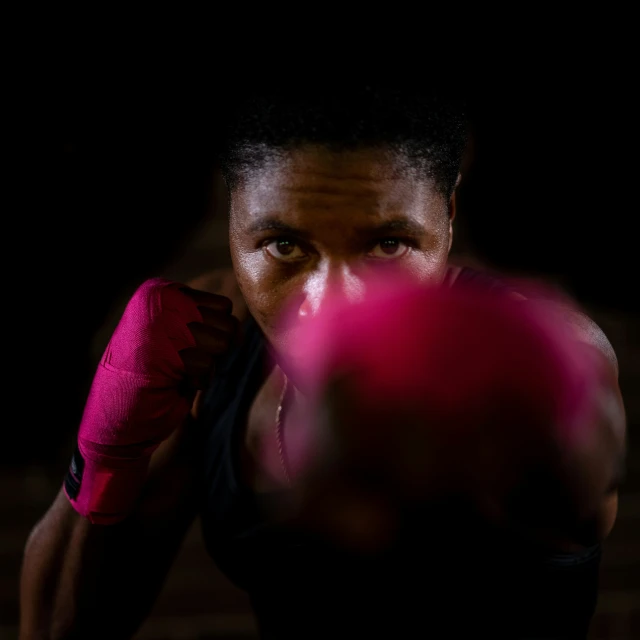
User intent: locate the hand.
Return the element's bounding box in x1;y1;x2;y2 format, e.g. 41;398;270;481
64;278;238;524
282;279;605;549
177;284;240;391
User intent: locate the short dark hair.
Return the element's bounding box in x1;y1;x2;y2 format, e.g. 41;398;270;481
218;84;468;199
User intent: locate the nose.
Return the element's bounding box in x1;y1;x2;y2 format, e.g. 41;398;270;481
299;262;365;319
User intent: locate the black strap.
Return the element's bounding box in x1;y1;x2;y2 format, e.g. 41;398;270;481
63;444;84;499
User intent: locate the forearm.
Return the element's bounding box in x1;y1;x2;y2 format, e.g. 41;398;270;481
21;492;109;640
20;429;200;640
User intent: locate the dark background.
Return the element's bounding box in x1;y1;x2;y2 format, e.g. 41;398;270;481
2;47;638;638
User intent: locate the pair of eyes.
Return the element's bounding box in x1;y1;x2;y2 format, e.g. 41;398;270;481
263;238;412;262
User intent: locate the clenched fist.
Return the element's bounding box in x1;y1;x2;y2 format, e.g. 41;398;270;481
64;278;239;524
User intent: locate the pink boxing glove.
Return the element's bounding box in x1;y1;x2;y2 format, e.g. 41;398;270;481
64;277;237;524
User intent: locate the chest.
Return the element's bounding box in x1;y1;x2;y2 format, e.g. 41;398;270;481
240;369;292;492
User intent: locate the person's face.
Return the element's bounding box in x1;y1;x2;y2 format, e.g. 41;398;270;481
229;145;455;367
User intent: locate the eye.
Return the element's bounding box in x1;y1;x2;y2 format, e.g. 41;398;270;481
367;238;411;260
264;238;307;261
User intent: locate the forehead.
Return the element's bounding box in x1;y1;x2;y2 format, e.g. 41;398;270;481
230;146;446;225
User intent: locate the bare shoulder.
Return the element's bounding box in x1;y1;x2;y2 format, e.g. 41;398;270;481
187;268;249;323
520;292;620;379
446;264;619;377
559;305;619;377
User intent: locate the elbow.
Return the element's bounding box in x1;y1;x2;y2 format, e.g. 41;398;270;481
580;490;619;545
553;491;619;550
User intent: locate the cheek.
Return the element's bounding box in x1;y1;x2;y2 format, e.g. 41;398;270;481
400;235;450;284
415;247;450;282
231;244;303;337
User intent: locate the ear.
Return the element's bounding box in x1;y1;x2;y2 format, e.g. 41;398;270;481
447;173;461;253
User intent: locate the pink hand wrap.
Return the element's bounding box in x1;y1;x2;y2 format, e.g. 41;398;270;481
64;278;202;524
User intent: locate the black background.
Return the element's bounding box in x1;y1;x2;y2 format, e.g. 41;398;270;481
9;42;637;463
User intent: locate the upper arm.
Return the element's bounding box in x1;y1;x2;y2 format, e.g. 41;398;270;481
488;292;626;549
536;304;625;546
547;304;625;451
446;269;626;546
573;312;626;543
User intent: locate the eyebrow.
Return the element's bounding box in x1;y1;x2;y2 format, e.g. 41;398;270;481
361;219;426;237
246;217;426;238
246;219;313;239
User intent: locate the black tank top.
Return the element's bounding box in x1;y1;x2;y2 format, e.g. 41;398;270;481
196;267;602;639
